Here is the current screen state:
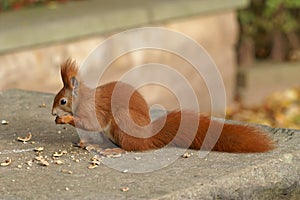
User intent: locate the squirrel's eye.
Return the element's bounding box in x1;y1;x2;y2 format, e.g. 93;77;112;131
60;98;67;105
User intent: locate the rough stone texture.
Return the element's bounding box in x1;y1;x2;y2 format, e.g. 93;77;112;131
0;90;299;199
0;1;239;113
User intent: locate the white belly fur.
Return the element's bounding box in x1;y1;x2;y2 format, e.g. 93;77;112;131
101;121;116;143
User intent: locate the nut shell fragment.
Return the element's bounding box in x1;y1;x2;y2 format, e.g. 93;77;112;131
34;147;44;152
134;157;141;160
121;187;130;192
40;159;49;166
181;152;192;158
88;155;102;169
54;160;64;165
88;164;98;169
26;160;33;167
1;120;9;125
1;158;12;167
90;158;101;166
17;132;32;143
52;150;67;157
35;156;43;161
39;103;46;108
61;169;73;174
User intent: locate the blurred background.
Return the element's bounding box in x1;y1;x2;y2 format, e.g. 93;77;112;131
0;0;299;128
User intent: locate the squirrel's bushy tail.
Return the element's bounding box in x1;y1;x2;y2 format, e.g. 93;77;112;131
150;111;275;153
115;111;275;153
209;121;274;153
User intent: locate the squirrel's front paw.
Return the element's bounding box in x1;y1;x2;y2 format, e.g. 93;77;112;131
55;116;73;124
55;116;65;124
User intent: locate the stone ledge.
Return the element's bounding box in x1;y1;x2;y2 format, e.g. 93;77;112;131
0;89;299;199
237;62;300;107
0;0;248;54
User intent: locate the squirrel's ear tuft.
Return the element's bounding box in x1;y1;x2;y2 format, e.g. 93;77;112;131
61;58;79;88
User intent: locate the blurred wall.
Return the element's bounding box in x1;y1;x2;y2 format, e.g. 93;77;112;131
0;11;238;114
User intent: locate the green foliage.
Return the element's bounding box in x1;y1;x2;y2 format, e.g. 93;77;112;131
238;0;300;61
239;0;300;37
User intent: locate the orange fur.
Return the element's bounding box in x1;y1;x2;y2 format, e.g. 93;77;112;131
60;58;78;89
111;111;274;152
52;59;275;153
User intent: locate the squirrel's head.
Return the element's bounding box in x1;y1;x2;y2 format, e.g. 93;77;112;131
52;59;79;117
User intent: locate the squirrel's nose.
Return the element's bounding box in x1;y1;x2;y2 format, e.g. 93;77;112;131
52;108;57;116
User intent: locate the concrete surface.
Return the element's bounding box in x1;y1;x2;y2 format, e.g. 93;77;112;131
0;89;299;199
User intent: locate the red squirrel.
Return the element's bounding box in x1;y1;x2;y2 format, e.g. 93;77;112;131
52;59;275;153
